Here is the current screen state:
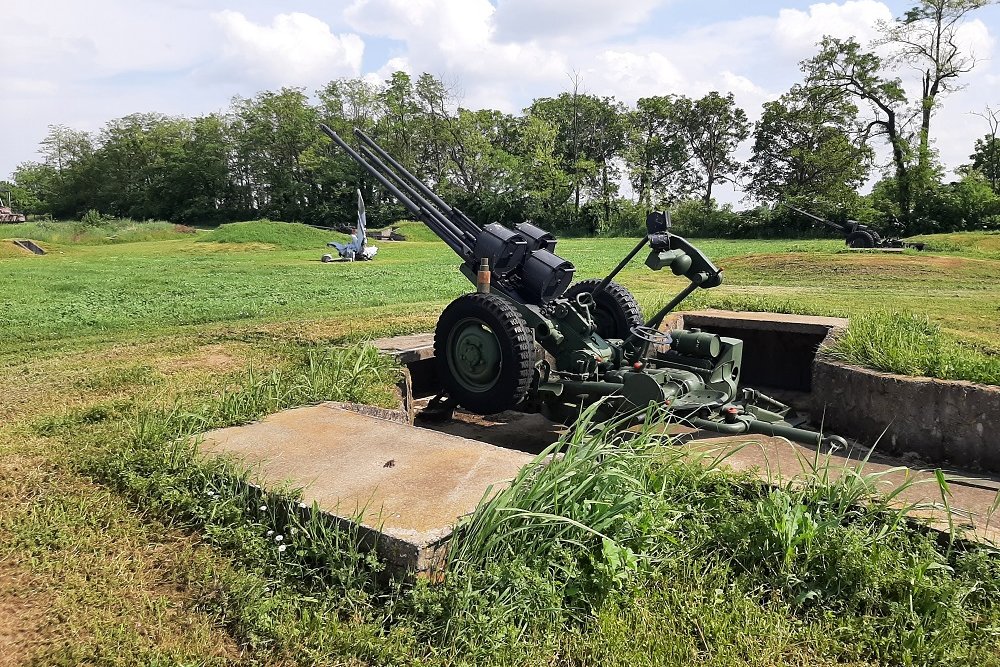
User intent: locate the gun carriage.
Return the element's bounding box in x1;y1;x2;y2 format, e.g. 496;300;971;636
321;125;846;450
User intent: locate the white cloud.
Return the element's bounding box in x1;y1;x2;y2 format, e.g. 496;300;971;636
584;51;685;102
493;0;665;42
774;0;893;54
209;11;364;87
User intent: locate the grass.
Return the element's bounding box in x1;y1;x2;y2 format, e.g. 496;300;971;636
3;222;1000;664
0;218;196;245
828;311;1000;384
198;219;344;249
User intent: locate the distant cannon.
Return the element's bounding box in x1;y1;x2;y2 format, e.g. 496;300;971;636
784;204;924;251
0;193;25;224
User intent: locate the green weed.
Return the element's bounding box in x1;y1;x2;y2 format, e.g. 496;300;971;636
828;310;1000;385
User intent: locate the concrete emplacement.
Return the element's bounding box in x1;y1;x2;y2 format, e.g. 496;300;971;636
201;311;1000;576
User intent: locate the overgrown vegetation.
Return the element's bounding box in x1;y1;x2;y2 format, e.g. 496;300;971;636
0;217;195;245
828;311;1000;385
20;365;1000;665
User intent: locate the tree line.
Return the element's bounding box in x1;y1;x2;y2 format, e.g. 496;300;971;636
5;0;999;237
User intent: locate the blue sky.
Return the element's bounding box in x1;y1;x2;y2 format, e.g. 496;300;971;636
3;0;999;205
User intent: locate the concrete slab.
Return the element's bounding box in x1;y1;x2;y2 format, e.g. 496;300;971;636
373;333;435;364
201;404;534;575
679;309;848;335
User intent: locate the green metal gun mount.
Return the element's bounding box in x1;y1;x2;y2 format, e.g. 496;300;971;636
321;124;847;451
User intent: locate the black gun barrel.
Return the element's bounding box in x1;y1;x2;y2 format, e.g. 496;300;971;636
319;124;472;259
354;129;481;239
782;203;845;233
356;144;474;254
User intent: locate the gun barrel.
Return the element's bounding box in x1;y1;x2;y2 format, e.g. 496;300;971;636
354;129;480;239
320;124;473;259
356;145;473;255
782;203;845;232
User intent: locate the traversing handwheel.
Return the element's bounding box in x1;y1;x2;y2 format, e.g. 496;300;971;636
629;325;673;347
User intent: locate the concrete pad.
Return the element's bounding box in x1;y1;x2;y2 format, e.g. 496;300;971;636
680;309;848;335
201;403;534;575
373;333;435;364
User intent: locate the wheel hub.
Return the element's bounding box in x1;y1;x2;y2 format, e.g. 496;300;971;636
449;319;502;391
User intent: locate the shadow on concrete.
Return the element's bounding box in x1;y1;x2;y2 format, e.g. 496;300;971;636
414;405;564;455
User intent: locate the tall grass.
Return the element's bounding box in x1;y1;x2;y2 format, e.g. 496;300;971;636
69;345;401;606
420;403;1000;664
31;344;1000;664
827;310;1000;385
0;218;195;244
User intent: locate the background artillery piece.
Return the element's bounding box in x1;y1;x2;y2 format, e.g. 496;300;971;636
320;124;846;450
784;203;925;250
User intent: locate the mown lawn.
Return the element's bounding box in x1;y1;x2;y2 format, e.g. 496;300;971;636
2;222;999;665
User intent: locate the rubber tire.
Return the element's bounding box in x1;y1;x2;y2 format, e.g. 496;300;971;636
846;230;876;248
434;293;535;414
564;278;644;340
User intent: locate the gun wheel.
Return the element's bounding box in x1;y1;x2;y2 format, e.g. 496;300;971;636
846;230;876;248
564;278;644;340
434;293;535;415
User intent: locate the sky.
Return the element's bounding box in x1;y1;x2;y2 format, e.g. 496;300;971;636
3;0;999;205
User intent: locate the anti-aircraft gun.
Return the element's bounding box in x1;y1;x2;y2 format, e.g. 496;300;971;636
320;125;847;450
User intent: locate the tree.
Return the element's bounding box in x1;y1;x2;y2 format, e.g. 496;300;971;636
672;92;749;205
623;95;688;206
803;37;915;223
440;108;522;224
744;84;871;207
882;0;995;173
229;88;320;221
969;106;1000;192
529;90;626;231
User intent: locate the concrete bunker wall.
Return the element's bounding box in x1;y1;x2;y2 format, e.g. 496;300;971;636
812;359;1000;471
671;310;1000;472
672;311;846;392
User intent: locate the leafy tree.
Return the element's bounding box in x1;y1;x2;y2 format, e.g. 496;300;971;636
512;115;574;231
672;92;750;205
803;37;917;225
968;106;1000;192
10;163;58;215
229;88;320;221
624;95;688;206
881;0;995;174
528;90;625;231
744;84;871;207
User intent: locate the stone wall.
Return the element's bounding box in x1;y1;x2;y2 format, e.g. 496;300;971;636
812;357;1000;472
